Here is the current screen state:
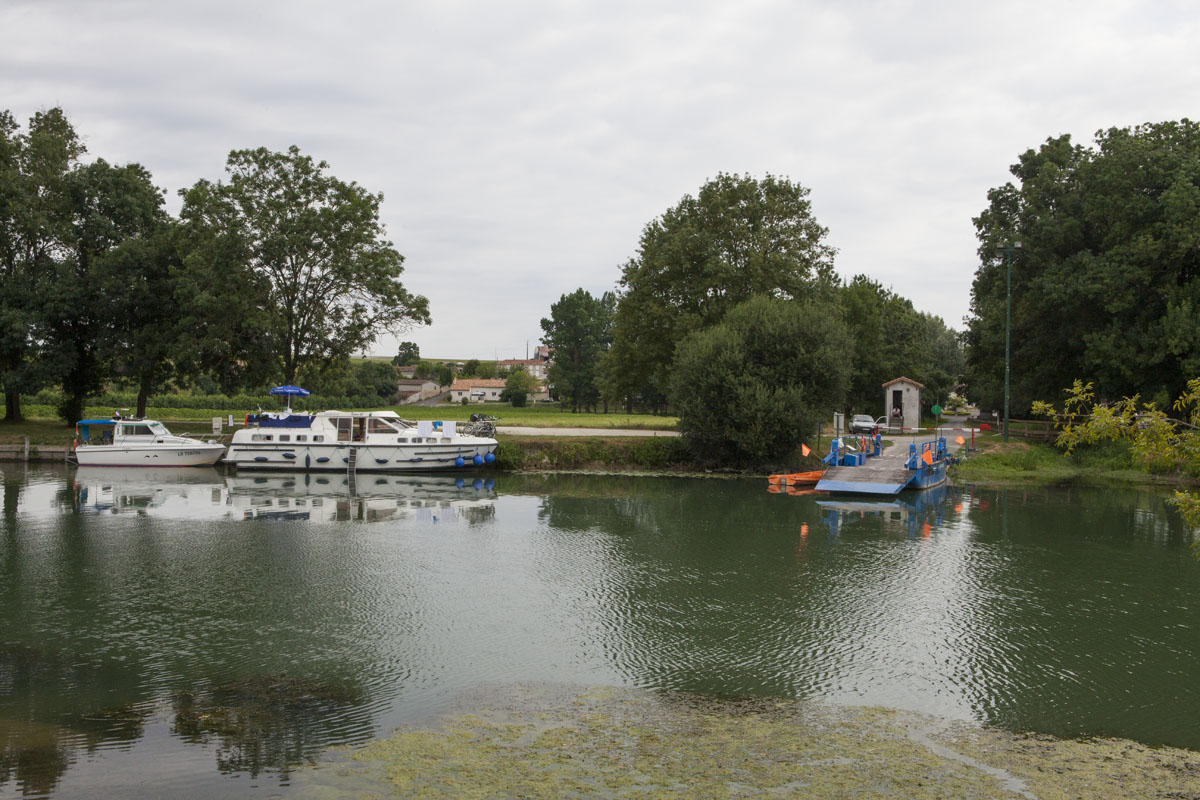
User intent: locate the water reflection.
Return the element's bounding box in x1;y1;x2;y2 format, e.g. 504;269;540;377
1;465;1198;798
69;467;497;524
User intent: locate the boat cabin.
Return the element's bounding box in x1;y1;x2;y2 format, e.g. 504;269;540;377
76;418;173;444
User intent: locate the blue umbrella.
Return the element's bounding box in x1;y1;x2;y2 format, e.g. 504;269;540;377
269;385;311;397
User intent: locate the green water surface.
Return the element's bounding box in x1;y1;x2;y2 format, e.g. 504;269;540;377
1;465;1197;797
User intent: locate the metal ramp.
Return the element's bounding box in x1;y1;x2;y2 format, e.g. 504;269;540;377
815;444;914;495
347;446;358;494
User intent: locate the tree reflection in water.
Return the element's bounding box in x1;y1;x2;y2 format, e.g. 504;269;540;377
171;675;363;778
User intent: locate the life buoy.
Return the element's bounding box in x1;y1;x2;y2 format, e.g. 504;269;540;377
245;413;252;426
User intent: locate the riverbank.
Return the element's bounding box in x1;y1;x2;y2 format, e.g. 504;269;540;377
294;684;1200;799
952;439;1200;489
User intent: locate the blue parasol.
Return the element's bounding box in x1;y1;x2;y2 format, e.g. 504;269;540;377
269;385;311;397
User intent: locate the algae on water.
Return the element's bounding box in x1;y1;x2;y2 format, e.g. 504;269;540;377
290;685;1200;799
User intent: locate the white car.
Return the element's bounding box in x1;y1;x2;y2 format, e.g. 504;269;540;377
849;414;877;433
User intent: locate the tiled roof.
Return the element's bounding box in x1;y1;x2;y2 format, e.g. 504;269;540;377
450;379;508;390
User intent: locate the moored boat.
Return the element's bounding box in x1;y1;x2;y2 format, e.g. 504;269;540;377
72;418;226;467
224;408;498;472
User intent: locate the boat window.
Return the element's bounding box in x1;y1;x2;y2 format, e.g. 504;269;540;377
397;438;409;443
368;417;398;433
251;434;273;442
279;435;290;442
149;422;168;435
296;435;307;442
121;424;154;437
411;437;423;444
313;435;324;442
335;418;352;442
440;437;450;443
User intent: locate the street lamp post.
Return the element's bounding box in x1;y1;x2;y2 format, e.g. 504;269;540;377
1003;241;1021;443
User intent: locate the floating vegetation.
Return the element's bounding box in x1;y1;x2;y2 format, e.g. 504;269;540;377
290;685;1200;799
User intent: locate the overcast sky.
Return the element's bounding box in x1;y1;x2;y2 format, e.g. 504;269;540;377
3;0;1197;360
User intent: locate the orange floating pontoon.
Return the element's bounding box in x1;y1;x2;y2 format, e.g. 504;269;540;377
767;470;825;487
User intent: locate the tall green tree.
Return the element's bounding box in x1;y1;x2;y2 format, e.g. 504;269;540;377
392;341;420;366
966;120;1200;413
841;276;962;415
94;222;186;418
40;159;166;424
540;288;613;412
609;173;837;407
0;108;85;422
180;146;430;386
671;295;850;466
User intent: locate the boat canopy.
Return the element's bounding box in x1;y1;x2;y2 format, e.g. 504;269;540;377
270;385;310;397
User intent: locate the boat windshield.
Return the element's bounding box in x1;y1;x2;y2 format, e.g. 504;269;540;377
368;417;399;434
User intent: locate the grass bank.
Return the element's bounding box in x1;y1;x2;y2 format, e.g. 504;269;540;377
493;435;695;473
951;437;1199;489
293;685;1200;799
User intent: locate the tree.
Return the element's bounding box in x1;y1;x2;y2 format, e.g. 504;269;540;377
609;173;837;407
966;120;1200;413
435;363;453;387
95;223;186;417
352;360;398;403
0;107;86;422
413;360;434;380
500;367;536;407
671;295;850;466
463;358;480;377
540;288;614;412
41;159;166;424
393;341;420;366
840;276;963;415
476;361;497;379
180;146;430;386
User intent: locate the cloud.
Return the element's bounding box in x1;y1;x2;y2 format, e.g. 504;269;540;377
3;0;1198;357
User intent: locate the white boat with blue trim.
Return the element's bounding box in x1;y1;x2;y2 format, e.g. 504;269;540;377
224;409;498;472
72;417;227;467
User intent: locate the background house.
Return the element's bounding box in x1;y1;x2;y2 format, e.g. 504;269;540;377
396;378;440;404
497;358;548;381
450;378;507;403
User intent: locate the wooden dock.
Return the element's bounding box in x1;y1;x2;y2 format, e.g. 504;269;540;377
815;443;914;494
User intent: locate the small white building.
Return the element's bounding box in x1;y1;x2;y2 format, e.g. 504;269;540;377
450;378;507;403
396;379;440;405
882;377;923;432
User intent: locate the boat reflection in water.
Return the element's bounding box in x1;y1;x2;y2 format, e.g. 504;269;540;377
817;482;959;539
71;467;497;524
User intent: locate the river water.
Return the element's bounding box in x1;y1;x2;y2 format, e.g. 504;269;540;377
1;464;1197;797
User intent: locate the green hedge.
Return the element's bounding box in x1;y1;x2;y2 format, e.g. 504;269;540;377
23;389;385;412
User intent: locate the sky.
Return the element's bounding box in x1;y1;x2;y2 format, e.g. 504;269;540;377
3;0;1197;360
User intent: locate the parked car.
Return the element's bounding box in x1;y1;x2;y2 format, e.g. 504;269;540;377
849;414;877;433
875;416;900;433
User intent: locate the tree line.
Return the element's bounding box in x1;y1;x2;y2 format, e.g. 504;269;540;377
1;107;428;424
540;173;962;465
965;119;1200;415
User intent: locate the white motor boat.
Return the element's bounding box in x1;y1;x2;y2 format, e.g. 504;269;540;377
72;418;226;467
224;409;498;472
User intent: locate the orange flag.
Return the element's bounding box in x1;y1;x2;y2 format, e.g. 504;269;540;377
921;449;934;466
955;435;965;445
801;443;811;457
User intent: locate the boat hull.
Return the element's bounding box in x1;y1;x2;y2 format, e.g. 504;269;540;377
907;458;948;489
73;443;226;467
223;440;497;472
